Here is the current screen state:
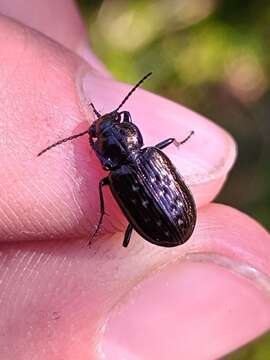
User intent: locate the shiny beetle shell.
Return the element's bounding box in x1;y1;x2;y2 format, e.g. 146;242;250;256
109;147;196;247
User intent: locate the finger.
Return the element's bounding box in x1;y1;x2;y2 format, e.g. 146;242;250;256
0;16;234;242
0;204;269;359
0;15;109;242
0;0;108;74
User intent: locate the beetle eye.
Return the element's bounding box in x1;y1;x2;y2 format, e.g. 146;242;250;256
89;124;96;137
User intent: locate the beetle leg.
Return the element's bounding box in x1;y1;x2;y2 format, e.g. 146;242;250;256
120;111;132;123
89;177;109;246
155;131;194;150
122;223;133;247
155;138;174;149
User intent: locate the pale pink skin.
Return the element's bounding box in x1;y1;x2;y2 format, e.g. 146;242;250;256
0;2;269;359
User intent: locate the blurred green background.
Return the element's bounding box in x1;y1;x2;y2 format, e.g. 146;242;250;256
76;0;270;231
75;2;270;358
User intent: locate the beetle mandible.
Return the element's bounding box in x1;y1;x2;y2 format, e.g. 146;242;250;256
38;73;196;247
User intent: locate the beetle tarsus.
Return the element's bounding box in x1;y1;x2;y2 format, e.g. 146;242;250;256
173;131;194;149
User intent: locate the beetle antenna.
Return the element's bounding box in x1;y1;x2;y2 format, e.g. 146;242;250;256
37;130;88;157
114;72;152;112
90;102;101;118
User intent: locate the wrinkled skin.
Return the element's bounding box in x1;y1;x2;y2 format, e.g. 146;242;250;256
0;1;269;359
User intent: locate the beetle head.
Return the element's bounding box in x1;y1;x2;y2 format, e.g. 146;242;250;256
37;73;152;157
89;111;120;138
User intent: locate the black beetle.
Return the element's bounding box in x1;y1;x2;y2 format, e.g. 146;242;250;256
38;73;196;247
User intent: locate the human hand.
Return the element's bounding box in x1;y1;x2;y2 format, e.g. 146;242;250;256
0;1;269;359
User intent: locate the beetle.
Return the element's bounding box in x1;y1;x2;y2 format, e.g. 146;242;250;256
38;73;196;247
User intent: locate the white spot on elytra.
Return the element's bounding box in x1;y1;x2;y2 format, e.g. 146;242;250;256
178;218;183;225
157;220;162;226
142;200;149;207
132;185;139;191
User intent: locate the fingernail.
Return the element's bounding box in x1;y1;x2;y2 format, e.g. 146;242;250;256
99;260;270;359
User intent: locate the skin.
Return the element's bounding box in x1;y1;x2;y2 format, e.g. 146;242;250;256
0;1;269;359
